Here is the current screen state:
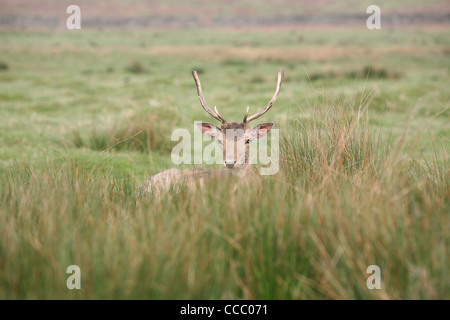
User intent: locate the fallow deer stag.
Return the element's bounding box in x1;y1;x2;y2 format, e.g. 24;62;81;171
140;69;284;196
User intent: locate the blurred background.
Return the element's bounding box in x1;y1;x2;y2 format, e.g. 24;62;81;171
1;0;449;173
0;0;449;175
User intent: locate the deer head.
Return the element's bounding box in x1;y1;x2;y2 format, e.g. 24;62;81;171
192;69;284;169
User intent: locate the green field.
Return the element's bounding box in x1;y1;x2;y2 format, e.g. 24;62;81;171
0;27;449;299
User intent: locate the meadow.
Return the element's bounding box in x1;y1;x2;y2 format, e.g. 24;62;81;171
0;27;448;299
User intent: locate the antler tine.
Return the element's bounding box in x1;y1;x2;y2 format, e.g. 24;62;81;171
214;106;226;123
243;106;249;123
245;68;284;123
192;70;227;123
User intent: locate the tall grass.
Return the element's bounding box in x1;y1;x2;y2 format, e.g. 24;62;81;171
0;98;448;299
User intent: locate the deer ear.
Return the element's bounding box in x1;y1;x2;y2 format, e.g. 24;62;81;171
196;122;222;139
249;122;274;141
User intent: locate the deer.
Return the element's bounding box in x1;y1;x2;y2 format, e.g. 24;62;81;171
140;68;284;196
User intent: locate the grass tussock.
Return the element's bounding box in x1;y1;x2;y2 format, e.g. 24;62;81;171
125;60;146;74
0;61;9;71
0;96;448;299
66;109;180;154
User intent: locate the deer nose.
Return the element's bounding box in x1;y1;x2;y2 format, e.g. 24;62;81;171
224;161;236;168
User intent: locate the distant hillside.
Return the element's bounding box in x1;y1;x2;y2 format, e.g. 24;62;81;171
0;0;449;29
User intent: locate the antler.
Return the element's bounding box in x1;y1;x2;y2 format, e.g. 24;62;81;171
192;70;227;123
244;68;284;123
